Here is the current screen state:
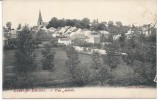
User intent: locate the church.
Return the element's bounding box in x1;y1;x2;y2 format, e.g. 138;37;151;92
30;11;49;39
37;10;48;27
31;11;48;30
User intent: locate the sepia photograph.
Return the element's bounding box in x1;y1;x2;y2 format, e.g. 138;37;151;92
2;0;157;98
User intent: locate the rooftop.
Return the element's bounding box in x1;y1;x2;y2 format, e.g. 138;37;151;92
59;38;72;41
71;34;89;39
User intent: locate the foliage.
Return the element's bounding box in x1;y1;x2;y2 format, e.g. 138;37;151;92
91;22;107;31
17;24;22;30
73;65;90;85
46;17;90;29
91;52;101;69
94;66;112;86
6;22;12;31
42;42;55;71
91;51;112;85
36;30;48;41
66;46;90;85
3;44;15;50
14;25;37;75
123;28;156;85
103;34;120;70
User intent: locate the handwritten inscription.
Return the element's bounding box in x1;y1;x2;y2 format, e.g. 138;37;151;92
14;88;75;93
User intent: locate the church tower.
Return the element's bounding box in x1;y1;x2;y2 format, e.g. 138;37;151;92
37;10;43;26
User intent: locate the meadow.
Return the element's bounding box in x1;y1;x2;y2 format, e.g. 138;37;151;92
3;47;147;90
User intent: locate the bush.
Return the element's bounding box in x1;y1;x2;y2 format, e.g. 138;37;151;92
66;46;90;86
14;26;36;75
42;42;55;71
3;43;16;50
91;65;112;86
73;65;90;86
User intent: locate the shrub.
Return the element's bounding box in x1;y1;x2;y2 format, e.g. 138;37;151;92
66;46;90;86
42;42;55;71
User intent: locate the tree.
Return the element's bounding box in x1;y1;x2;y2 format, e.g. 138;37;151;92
42;42;55;71
66;46;89;85
17;24;22;30
14;25;37;87
116;21;122;27
124;28;156;85
103;33;120;70
6;22;12;31
91;52;101;70
46;17;59;28
97;23;107;30
36;30;48;41
91;51;112;86
108;21;114;27
81;18;90;29
66;46;80;80
92;23;107;31
118;33;126;50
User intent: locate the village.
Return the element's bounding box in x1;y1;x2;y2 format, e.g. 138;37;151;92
3;11;156;89
3;11;153;55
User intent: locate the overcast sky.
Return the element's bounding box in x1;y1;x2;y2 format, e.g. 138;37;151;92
3;0;157;28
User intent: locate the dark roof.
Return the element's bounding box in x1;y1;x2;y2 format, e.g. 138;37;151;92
72;28;78;32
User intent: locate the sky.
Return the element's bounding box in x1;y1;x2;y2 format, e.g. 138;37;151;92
3;0;157;29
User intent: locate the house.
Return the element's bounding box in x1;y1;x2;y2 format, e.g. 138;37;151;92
63;26;74;36
71;34;89;42
69;28;81;37
81;29;91;36
52;27;62;37
87;35;100;44
125;29;133;39
48;27;56;32
58;38;72;46
3;37;8;45
91;48;106;54
59;27;67;33
3;29;17;45
73;46;84;51
10;30;17;38
100;30;109;35
52;33;60;38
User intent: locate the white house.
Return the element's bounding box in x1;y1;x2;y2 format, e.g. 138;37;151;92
58;38;72;45
48;27;56;33
52;33;60;38
81;29;91;36
73;46;84;51
100;30;109;35
91;49;106;54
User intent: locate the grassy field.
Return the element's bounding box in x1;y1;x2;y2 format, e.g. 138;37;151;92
3;47;139;89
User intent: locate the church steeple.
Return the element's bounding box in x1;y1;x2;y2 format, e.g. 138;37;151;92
37;10;43;26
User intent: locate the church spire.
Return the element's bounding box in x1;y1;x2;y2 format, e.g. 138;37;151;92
37;10;43;26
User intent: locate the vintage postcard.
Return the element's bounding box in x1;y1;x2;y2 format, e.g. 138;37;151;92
2;0;157;99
